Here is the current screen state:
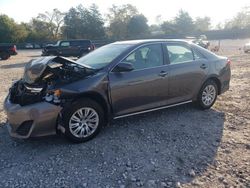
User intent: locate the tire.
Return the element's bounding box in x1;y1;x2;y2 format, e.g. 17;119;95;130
63;98;105;143
0;52;10;60
197;80;218;110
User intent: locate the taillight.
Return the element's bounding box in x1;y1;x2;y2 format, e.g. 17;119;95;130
227;59;231;65
11;45;17;52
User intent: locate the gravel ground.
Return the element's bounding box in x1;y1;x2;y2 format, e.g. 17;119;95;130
0;46;249;188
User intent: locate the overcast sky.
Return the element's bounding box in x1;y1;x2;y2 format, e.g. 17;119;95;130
0;0;249;27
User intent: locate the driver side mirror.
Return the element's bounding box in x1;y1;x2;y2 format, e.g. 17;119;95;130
113;62;134;72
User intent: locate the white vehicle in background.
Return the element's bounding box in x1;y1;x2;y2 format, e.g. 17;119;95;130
25;43;33;49
243;42;250;53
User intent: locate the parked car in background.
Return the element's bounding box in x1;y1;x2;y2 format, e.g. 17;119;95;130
0;44;17;60
4;39;231;142
42;39;95;57
25;43;34;49
243;42;250;53
33;44;41;49
193;35;210;49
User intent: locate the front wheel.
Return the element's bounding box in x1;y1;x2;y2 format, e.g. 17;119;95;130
197;80;218;109
63;99;105;143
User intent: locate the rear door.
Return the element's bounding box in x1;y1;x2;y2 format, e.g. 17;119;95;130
109;43;170;116
164;42;209;104
69;41;81;56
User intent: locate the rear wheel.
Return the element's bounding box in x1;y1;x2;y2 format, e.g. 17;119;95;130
197;80;218;109
63;99;104;143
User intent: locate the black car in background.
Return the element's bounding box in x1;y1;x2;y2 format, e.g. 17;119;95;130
42;39;95;57
0;44;17;60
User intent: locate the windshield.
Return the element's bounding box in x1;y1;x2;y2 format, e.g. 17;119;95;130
55;41;60;46
76;43;132;69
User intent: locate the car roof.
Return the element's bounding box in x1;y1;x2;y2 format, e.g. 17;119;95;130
112;39;220;60
113;39;189;45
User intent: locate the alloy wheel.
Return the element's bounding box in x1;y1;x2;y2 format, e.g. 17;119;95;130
201;85;216;106
69;107;99;138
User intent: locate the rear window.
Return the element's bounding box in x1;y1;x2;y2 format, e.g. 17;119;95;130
191;43;218;60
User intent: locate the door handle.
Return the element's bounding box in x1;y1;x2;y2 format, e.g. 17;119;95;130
158;71;168;77
200;64;207;69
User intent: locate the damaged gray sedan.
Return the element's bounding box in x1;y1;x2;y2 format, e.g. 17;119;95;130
4;40;231;142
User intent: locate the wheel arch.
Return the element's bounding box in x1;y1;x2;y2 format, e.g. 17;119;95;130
73;91;111;123
205;76;222;95
194;76;222;102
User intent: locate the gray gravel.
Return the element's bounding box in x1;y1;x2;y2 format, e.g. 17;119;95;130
0;104;224;188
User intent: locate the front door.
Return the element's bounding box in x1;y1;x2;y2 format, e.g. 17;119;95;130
108;43;170;116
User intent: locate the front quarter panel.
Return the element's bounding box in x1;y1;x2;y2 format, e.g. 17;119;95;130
59;71;110;108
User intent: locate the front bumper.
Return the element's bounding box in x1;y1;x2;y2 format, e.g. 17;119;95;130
4;96;62;139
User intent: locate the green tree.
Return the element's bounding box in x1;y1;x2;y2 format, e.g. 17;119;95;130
86;4;105;39
127;14;149;38
224;6;250;29
161;21;176;35
107;4;138;39
174;10;194;35
0;14;28;43
63;4;105;39
194;17;211;32
160;10;196;36
149;24;164;36
37;8;64;39
12;23;29;43
63;7;81;39
0;15;16;43
28;18;54;42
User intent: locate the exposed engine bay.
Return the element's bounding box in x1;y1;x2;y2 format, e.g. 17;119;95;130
9;56;94;106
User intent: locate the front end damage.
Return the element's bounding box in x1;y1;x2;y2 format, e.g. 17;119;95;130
4;56;94;138
4;98;62;138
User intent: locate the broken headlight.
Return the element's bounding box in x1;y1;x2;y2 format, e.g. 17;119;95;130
45;89;61;104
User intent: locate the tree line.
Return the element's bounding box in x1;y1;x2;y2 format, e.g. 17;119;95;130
0;4;250;43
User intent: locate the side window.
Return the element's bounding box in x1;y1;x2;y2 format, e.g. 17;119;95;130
70;41;79;46
60;41;70;47
166;44;194;64
123;44;163;70
193;49;205;60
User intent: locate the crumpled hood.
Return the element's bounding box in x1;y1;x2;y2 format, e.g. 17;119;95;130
23;56;55;84
23;56;83;84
